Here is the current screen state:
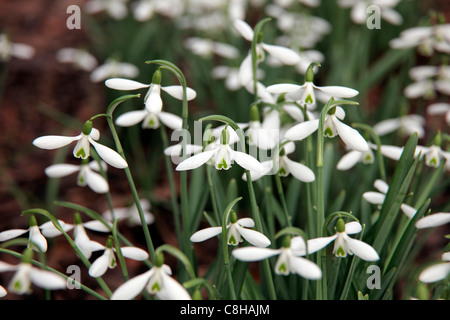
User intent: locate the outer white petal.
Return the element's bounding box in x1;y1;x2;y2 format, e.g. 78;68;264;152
40;220;73;238
83;220;111;232
373;118;401;136
115;110;148;127
379;144;404;160
85;168;109;193
29;226;47;252
111;269;154;300
234;19;254;41
157;272;191;300
161;85;197;101
235;225;271;248
119;247;149;261
333;117;369;152
0;229;29;241
419;262;450;283
266;83;303;94
190;227;222;242
284;119;319;141
105;78;150;90
345;236;379;261
158;112;183;130
0;261;17;272
89;250;113;277
307;235;337;254
89;139;128;169
351;1;367;24
237;218;255;228
232;247;281;261
10;43;35;60
176;149;217;171
261;43;301;65
45;164;80;178
337;150;362;170
404;81;428;99
33;135;79;150
427;103;450;115
345;221;362;234
229;149;265;172
28;268;67;290
400;203;417;219
238;53;253;86
374;179;389;194
146;85;163;113
289;256;322;279
415;213;450;229
314;85;359;98
362;191;385;205
283;157;315;182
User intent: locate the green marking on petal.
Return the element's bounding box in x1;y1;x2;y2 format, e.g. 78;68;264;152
305;94;313;104
336;246;346;257
218;158;228;170
13;280;22;291
151;282;161;292
324;126;334;137
278;263;287;274
76;148;86;159
229;234;237;245
279;166;287;176
364;154;373;164
428;157;437;167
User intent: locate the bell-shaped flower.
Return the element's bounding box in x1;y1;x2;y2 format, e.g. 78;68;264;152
102;199;155;227
105;70;196;114
32;121;128;169
338;0;403;26
0;215;47;253
44;160;109;194
0;249;66;295
0;34;35;61
418;252;450;283
403;65;450;100
415;212;450;229
232;236;322;279
362;179;417;218
84;0;128;20
245;107;281;151
307;219;379;261
428;102;450;126
190;211;270;247
88;236;149;278
111;253;191;300
176;127;265;172
90;58;139;83
336;145;375;171
284;106;369;152
373;114;426;138
56;48;98;72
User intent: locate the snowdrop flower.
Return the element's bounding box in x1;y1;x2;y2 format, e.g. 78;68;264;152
373;114;426;138
415;212;450;229
390;23;450;56
0;34;35;61
103;199;155;227
176;127;265;172
0;215;47;253
105;70;197;114
427;102;450;126
266;65;359;107
404;65;450;100
418;252;450;283
338;0;403;26
190;211;270;247
0;249;66;295
232;236;322;279
115;104;183;131
33;120;128;169
307;219;379;261
84;0;128;20
45;160;109;194
90;59;139;83
56;48;98;72
234;19;301;86
362;179;417;218
89;236;149;278
111;252;191;300
284;106;369;152
246;106;281;151
336;145;375;171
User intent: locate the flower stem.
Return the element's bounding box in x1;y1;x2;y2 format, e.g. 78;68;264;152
274;173;292;228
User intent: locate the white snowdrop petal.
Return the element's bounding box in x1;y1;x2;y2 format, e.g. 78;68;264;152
29;226;47;252
290;236;307;256
315;85;359;98
283;157;315;182
11;43;35;60
161;85;197;101
115;110;148;127
230;150;265;172
362;191;385;205
89;252;111;278
158;112;183;130
176;149;217;171
238;53;253;86
266;83;303;94
190;227;222;242
427;103;450;115
45;164;80;178
290;256;322;280
146;85;163;113
346;237;379;261
345;221;362;234
419;262;450;283
0;261;16;272
234;19;254;41
111;269;154;300
415;213;450;229
105;78;150;90
284;119;319;141
333;118;369;152
373;118;401;136
85;169;109;193
404;81;428;99
83;220;111;232
28;268;67;290
260;43;301;65
89;139;128;169
237;218;255;228
400;203;417;219
337;150;362;170
373;179;389;194
33;135;79;150
236;226;271;248
158;272;192;300
306;235;337;254
0;229;29;242
120;247;149;261
232;247;281;262
379;144;404;160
